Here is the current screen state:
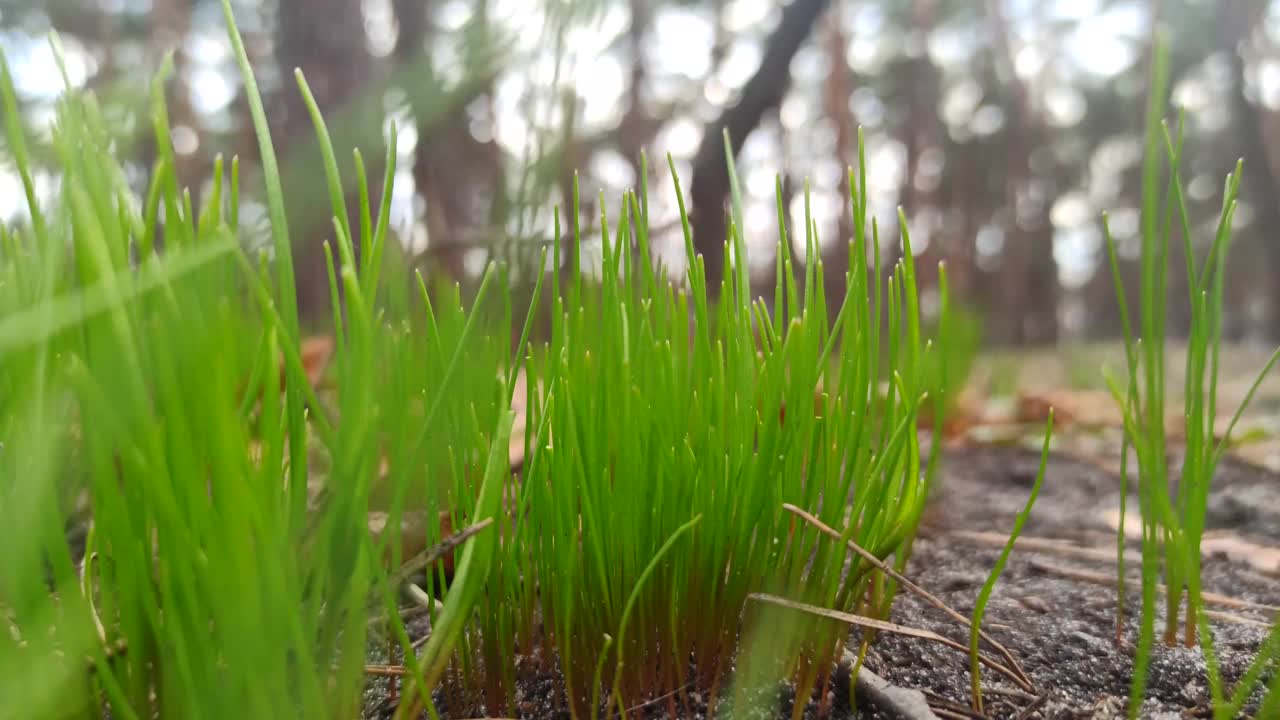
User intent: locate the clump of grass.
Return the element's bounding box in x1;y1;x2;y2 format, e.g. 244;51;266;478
462;128;956;718
0;13;516;719
1102;30;1280;719
0;7;960;719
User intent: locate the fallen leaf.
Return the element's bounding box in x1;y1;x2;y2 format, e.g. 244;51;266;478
294;334;335;389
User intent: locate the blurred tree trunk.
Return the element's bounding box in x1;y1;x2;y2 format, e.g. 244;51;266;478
275;0;377;322
900;0;937;220
822;4;855;315
689;0;832;293
985;0;1057;345
1219;0;1280;341
948;138;979;303
896;0;940;283
397;0;506;284
619;0;661;179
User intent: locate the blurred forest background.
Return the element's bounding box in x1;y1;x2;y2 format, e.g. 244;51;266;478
3;0;1280;347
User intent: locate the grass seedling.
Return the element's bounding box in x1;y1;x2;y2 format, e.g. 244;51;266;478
1102;30;1280;719
968;409;1052;714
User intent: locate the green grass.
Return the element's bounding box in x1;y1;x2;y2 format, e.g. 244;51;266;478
1102;30;1280;719
0;15;514;719
11;9;1279;720
0;8;964;719
496;129;951;718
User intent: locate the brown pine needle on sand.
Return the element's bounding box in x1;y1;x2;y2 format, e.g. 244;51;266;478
746;593;1029;693
782;503;1034;692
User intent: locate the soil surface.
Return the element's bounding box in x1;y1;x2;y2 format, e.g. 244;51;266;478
858;445;1280;719
365;443;1280;719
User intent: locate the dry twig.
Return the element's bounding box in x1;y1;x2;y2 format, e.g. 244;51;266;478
1028;560;1280;614
783;503;1035;691
387;516;494;589
947;530;1125;564
748;593;1029;692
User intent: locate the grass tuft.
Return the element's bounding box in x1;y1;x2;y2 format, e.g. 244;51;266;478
968;409;1052;714
1102;29;1280;719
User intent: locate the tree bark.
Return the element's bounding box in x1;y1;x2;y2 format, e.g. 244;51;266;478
1219;0;1280;341
689;0;832;292
274;0;377;322
619;0;660;181
985;0;1058;344
822;9;856;315
398;0;507;285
